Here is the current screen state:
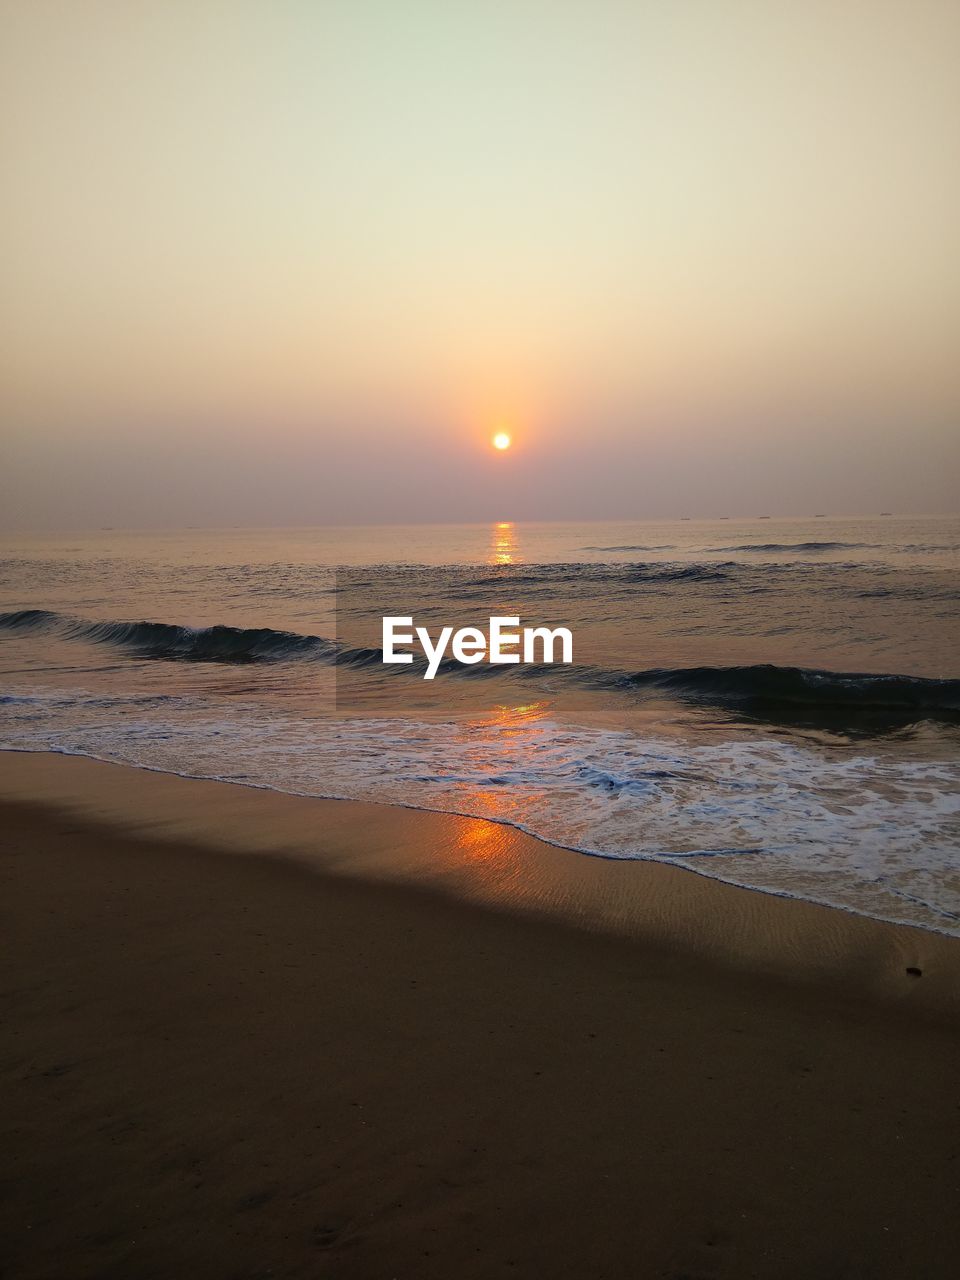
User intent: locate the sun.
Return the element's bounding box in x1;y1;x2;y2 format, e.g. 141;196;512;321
492;432;512;451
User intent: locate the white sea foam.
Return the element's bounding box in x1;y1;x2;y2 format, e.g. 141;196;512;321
2;691;958;935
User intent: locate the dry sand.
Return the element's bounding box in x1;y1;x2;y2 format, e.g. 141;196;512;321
1;753;959;1278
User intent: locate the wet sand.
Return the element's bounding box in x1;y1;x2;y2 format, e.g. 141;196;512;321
2;753;959;1278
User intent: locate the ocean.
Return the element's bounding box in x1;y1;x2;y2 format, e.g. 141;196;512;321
1;515;958;935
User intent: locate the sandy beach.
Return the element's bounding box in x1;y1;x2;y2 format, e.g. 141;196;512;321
1;753;958;1279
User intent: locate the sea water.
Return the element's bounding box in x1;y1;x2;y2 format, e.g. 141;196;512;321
1;515;958;934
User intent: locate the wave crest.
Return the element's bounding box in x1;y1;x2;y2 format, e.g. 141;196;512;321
2;609;957;727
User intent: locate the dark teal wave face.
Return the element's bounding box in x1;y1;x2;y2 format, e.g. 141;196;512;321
4;603;959;737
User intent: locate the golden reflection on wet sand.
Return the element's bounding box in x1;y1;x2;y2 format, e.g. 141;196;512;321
447;700;552;879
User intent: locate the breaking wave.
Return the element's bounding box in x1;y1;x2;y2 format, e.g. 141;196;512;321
3;609;958;727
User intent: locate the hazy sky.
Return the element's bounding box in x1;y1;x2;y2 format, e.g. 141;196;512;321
2;0;958;527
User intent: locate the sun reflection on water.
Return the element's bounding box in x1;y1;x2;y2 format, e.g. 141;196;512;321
478;700;549;733
488;521;522;565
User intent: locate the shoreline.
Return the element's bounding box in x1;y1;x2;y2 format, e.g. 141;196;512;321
1;750;958;1016
3;752;960;1277
6;743;960;944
